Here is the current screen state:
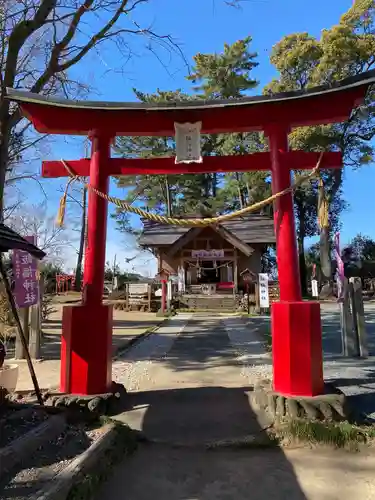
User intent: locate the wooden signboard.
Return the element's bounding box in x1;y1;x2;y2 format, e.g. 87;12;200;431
128;283;149;295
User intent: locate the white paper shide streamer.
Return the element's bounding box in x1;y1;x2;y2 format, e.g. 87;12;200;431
174;122;203;164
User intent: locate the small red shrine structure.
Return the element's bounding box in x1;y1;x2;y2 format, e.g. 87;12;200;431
7;70;375;397
56;274;76;294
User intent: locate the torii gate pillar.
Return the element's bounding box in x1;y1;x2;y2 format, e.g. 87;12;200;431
60;133;113;395
267;126;323;397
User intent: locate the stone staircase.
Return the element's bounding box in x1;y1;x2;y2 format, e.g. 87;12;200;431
178;294;239;312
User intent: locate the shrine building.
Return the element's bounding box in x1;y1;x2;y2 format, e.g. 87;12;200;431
139;214;275;295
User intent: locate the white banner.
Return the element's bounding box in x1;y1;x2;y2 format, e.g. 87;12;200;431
175;122;203;164
178;266;185;293
311;279;319;297
167;281;172;301
192;249;224;259
258;273;269;308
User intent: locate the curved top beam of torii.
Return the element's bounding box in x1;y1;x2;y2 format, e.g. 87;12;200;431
6;69;375;137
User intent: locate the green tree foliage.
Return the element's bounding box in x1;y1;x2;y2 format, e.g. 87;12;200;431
114;37;270;226
307;234;375;290
187;36;258;98
40;262;63;294
345;234;375;262
342;234;375;284
266;0;375;293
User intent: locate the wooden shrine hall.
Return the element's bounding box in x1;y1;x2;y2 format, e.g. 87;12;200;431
139;214;275;296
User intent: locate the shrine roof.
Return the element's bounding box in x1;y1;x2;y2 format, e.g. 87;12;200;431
139;214;276;247
0;224;45;259
6;70;375;136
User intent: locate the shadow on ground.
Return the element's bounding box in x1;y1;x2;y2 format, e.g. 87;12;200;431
96;444;309;500
115;385;265;443
101;385;308;500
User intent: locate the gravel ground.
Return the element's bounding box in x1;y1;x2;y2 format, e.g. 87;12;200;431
0;423;101;500
0;409;48;448
222;316;273;383
112;314;192;391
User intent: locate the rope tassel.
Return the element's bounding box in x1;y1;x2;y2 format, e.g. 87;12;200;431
56;193;67;227
55;176;77;228
318;177;329;229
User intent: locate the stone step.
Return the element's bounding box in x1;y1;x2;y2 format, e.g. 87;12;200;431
179;296;238;311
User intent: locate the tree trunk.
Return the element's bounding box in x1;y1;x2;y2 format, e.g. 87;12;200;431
212;173;217;198
165;177;172;216
319;170;342;297
298;235;307;296
0;120;10;220
75;186;87;291
204;174;210;198
319;226;333;297
246;181;251;204
235;172;245;209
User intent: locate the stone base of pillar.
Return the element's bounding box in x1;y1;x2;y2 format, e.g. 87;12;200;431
47;382;127;416
272;301;324;397
251;380;349;422
60;303;113;395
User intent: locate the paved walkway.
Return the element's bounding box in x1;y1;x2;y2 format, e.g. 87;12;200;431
95;314;375;500
112;315;268;443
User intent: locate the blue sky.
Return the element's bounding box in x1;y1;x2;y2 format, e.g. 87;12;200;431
25;0;374;274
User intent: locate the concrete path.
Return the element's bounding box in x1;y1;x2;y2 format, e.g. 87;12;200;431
95;314;375;500
112;315;267;444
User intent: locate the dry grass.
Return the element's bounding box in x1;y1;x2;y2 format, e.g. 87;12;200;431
275;419;375;451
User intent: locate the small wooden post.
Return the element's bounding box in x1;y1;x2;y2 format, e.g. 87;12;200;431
15;307;30;359
29;277;43;359
340;278;359;357
349;277;368;357
29;303;41;359
255;282;260;314
148;284;152;312
125;283;129;311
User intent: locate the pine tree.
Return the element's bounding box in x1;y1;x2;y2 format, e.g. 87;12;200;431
113;37;269;225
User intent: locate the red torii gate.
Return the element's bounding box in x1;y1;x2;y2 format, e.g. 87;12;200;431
7;70;375;397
